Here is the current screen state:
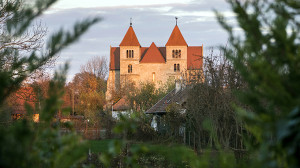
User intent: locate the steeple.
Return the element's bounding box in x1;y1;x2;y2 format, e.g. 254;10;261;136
119;25;140;46
165;24;187;46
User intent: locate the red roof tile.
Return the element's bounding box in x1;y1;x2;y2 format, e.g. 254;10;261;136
158;47;166;60
140;42;166;63
119;26;141;46
113;97;130;111
187;46;203;70
140;47;148;59
110;47;120;70
166;25;188;46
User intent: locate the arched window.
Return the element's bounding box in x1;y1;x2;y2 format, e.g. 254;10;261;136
152;72;155;82
174;64;180;72
129;50;132;58
126;50;134;58
128;64;132;73
172;49;181;58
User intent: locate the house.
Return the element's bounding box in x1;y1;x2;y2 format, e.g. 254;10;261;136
111;97;131;119
145;80;189;131
106;19;203;101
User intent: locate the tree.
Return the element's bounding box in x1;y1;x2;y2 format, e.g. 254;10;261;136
80;56;108;80
0;0;99;104
67;56;108;124
0;0;99;167
185;49;245;150
126;81;174;112
0;0;56;82
217;0;300;167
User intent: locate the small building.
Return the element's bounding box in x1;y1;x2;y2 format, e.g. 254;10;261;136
112;97;131;119
145;80;189;131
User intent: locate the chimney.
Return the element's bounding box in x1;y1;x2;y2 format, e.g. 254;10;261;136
175;79;181;94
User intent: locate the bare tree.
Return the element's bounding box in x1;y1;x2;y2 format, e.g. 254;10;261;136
80;56;108;80
185;48;247;154
0;0;56;82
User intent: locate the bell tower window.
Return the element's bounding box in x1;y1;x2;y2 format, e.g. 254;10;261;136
128;64;132;73
126;50;134;58
172;49;181;58
174;64;180;72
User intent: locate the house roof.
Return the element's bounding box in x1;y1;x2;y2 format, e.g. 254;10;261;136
145;87;189;114
187;46;203;69
166;25;188;46
140;42;166;63
109;47;120;70
113;97;130;111
119;26;141;46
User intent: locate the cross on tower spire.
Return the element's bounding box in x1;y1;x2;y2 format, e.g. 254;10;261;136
175;17;178;25
130;18;132;27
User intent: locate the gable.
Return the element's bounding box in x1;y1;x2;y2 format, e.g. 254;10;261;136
140;42;166;63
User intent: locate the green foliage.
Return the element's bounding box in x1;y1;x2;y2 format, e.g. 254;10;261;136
0;0;100;104
127;81;174;111
216;0;300;167
100;111;245;168
89;139;112;153
0;0;99;167
0;66;88;168
161;103;185;138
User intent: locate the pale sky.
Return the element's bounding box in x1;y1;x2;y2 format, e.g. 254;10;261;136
51;0;193;9
39;0;236;82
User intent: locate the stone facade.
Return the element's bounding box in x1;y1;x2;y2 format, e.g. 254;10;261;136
106;23;203;101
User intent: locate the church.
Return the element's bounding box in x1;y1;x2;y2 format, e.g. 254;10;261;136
106;20;203;101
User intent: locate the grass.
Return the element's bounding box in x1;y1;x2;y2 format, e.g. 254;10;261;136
88;139;114;153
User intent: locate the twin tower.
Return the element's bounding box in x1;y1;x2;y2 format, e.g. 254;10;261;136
106;22;203;101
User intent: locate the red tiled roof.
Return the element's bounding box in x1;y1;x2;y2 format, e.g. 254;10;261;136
166;25;188;46
119;26;141;46
140;42;166;63
140;47;148;59
158;47;166;60
187;46;203;70
113;97;130;111
110;47;120;70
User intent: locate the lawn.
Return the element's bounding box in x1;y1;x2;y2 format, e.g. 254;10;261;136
88;139;113;153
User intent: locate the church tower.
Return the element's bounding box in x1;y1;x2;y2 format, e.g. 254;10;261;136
119;23;141;86
165;22;188;77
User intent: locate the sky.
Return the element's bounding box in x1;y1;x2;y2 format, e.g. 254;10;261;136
39;0;237;82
